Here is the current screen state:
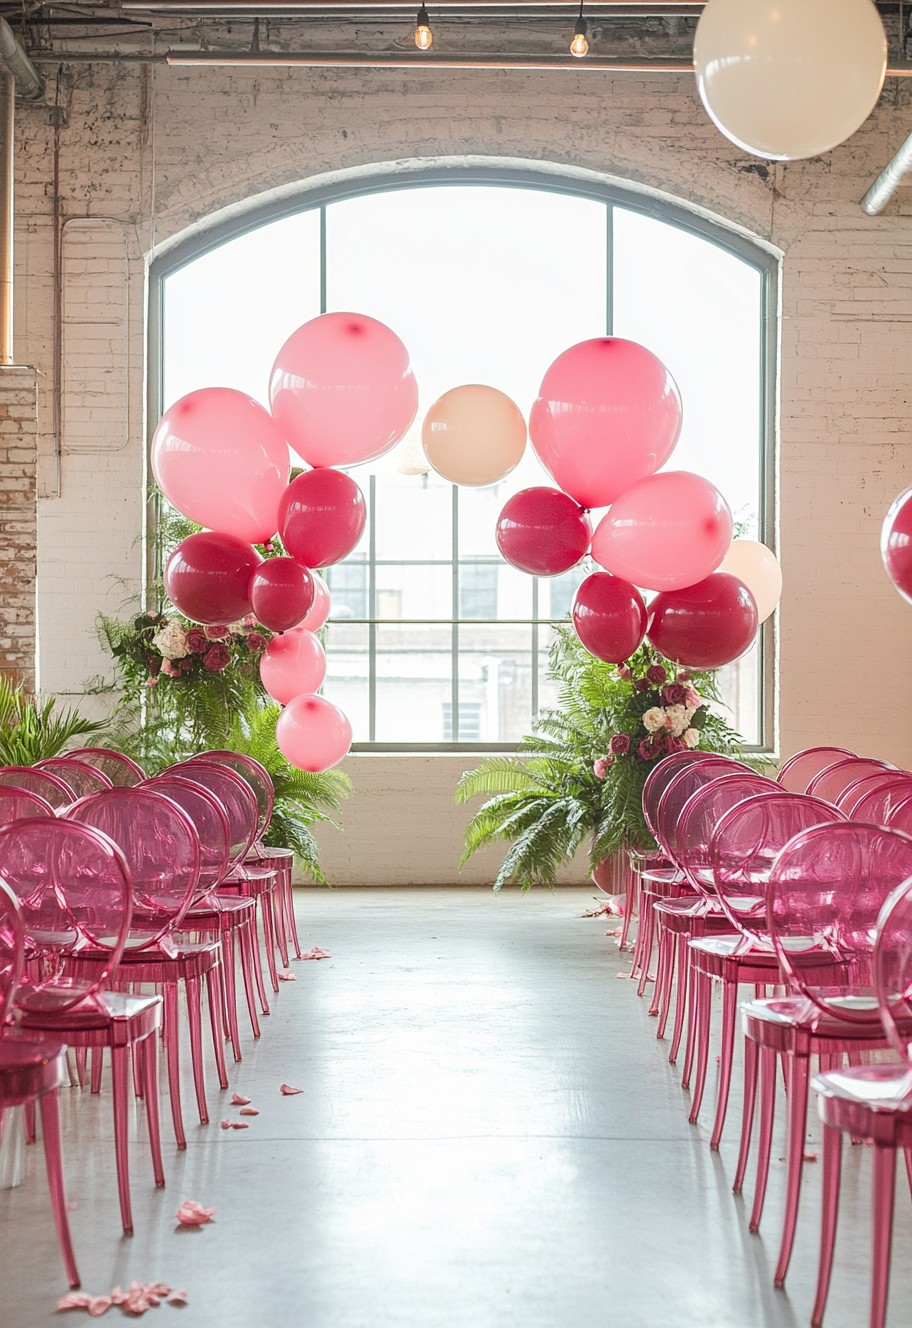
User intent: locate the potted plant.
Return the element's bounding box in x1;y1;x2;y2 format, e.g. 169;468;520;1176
0;675;109;765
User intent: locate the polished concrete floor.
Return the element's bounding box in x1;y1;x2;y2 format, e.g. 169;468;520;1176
1;886;911;1326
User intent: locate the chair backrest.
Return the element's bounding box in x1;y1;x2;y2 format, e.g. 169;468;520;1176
881;790;912;839
768;820;912;1024
873;878;912;1064
0;876;24;1025
806;757;896;805
709;791;845;944
196;751;274;841
838;770;912;818
161;761;259;866
654;757;754;863
851;776;912;825
0;786;55;826
65;787;200;948
0;765;75;810
144;775;231;898
67;747;145;788
642;751;726;837
0;818;132;1011
675;772;780;896
35;757;113;799
777;746;855;794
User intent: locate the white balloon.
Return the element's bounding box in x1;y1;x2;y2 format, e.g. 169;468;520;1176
719;539;782;623
694;0;887;161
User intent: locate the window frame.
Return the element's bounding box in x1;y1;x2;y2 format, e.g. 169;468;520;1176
148;163;779;755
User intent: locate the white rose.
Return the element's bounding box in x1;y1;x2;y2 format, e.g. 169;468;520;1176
152;620;189;660
665;704;688;737
682;727;700;749
643;707;666;733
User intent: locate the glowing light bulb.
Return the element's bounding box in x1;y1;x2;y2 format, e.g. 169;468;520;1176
414;6;433;50
570;20;588;57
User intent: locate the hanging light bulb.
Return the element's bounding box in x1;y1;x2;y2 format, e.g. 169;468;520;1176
414;5;433;50
570;2;589;57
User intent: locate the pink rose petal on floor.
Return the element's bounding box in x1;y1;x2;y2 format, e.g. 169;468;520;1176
87;1298;112;1317
605;928;622;937
280;1083;303;1095
167;1291;188;1306
230;1093;250;1105
239;1107;259;1116
57;1293;93;1310
804;1152;819;1162
67;1201;79;1210
229;1121;249;1129
175;1200;216;1225
615;972;629;980
277;971;297;981
220;1120;231;1130
300;947;331;960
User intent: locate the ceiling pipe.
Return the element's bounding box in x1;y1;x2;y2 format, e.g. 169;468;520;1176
0;18;44;99
165;47;691;66
861;130;912;213
124;0;702;8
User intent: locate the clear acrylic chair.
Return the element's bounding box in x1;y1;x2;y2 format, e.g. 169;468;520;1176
837;770;912;817
0;785;55;825
851;776;912;824
806;757;896;805
34;757;113;799
0;765;75;810
777;746;855;794
67;748;145;788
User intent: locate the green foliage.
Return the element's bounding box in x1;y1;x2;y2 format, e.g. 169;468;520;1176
457;627;751;892
0;675;109;765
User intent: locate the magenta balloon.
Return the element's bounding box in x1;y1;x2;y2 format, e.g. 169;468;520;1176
495;487;591;576
529;338;683;508
592;471;733;592
647;571;758;669
269;312;419;468
249;557;315;633
882;486;912;606
279;468;367;568
300;573;331;631
151;388;289;543
164;532;261;626
572;572;647;663
259;628;327;705
276;694;352;773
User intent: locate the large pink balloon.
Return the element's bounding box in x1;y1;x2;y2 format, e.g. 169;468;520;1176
259;628;327;705
495;487;591;576
300;573;331;631
279;468;367;568
151;388;289;542
882;486;912;606
647;571;758;668
529;338;682;508
276;694;352;772
249;558;315;633
165;532;261;625
592;471;733;592
269;313;418;468
571;572;647;663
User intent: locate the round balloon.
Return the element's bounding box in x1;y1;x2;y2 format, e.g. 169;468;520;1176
269;312;418;468
572;572;647;664
647;572;758;669
422;384;526;486
591;471;733;592
495;488;591;577
249;557;315;633
279;468;366;568
300;573;331;631
529;338;682;508
882;486;912;606
694;0;886;161
276;694;352;773
151;388;289;543
164;532;261;626
259;628;326;704
719;539;782;623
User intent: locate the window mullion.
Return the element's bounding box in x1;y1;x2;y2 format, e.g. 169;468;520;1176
451;485;459;742
606;203;614;336
368;474;377;743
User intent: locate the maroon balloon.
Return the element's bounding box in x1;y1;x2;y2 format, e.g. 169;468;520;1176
279;468;367;568
164;532;261;626
572;572;647;664
646;571;758;669
495;487;591;577
249;557;315;633
882;485;912;606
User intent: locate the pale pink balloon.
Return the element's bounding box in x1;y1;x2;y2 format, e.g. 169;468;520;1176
529;338;682;508
259;628;327;705
299;574;331;631
152;388;289;542
269;313;418;468
276;694;352;773
591;471;733;592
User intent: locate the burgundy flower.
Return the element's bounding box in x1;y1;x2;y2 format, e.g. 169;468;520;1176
186;629;208;654
609;733;631;755
663;683;687;706
666;735;686;753
646;664;667;686
677;671;692;683
634;679;651;693
638;736;661;761
204;624;230;641
178;657;194;671
247;631;268;653
202;643;230;672
147;656;161;676
617;664;632;681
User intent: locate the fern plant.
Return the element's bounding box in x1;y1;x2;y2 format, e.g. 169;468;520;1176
457;627;750;891
0;675;109;765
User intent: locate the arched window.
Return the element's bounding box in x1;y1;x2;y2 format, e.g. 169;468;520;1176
155;171;776;751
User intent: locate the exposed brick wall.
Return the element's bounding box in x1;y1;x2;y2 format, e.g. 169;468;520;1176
0;365;37;688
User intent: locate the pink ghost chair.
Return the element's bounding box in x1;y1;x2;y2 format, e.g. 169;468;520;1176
34;757;113;799
67;747;146;788
777;746;855;794
849;776;912;824
0;765;75;810
806;757;897;805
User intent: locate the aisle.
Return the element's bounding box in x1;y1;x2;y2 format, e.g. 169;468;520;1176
1;887;910;1327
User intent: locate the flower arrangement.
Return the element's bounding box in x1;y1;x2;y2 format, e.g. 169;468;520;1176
139;614;270;688
591;659;708;780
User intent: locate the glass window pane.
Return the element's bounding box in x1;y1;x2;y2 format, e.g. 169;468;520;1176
374;471;452;562
322;623;369;742
377;565;453;621
375;623;453;742
458;624;535;742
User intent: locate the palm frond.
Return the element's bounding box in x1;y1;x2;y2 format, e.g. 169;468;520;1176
0;677;110;765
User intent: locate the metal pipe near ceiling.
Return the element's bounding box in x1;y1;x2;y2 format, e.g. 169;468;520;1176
0;69;12;365
861;130;912;213
124;0;702;9
166;49;692;67
0;18;44;100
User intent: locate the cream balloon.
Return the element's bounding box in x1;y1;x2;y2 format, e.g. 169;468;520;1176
719;539;782;623
694;0;887;161
422;384;526;487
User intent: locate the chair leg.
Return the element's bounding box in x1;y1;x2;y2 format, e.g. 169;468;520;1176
110;1046;134;1235
734;1036;759;1194
247;913;270;1018
220;928;243;1062
75;1048;88;1088
650;922;669;1018
750;1046;778;1231
775;1054;810;1286
903;1145;912;1201
38;1089;80;1289
812;1123;843;1328
669;935;689;1065
163;982;186;1150
90;1047;104;1095
206;967;229;1091
260;892;280;994
238;918;263;1036
871;1145;897;1328
283;870;303;961
689;971;713;1124
274;880;290;971
140;1033;165;1189
636;895;656;997
657;926;678;1040
710;977;738;1149
185;976;209;1126
682;956;699;1087
24;1100;36;1144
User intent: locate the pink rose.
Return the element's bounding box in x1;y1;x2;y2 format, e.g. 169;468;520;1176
663;683;686;705
646;664;667;686
243;614;258;628
593;756;613;779
203;643;230;671
145;676;158;688
186;629;208;654
666;735;686;753
617;664;632;681
609;733;631;755
204;624;230;640
684;687;701;709
247;631;268;653
638;736;661;761
161;659;179;677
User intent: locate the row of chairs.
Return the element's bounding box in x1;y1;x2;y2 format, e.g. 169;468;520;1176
620;744;912;1328
0;745;301;1289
